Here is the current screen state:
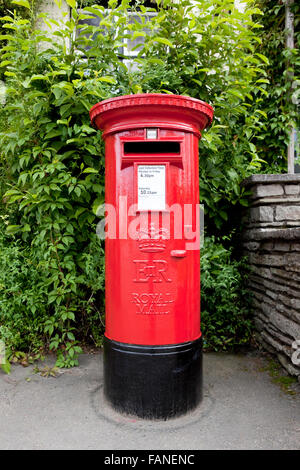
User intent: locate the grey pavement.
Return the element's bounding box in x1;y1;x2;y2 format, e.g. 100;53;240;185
0;350;299;450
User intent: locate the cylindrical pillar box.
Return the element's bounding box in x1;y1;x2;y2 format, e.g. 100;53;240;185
90;94;213;419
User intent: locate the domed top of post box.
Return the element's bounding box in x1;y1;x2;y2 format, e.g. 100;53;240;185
90;93;213;138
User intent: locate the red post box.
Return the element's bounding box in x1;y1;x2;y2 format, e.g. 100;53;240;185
90;94;213;419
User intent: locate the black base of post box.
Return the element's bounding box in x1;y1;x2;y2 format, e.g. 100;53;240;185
103;336;202;420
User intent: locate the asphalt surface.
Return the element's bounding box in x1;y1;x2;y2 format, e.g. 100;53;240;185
0;350;299;450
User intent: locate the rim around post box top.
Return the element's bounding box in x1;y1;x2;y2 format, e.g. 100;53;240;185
90;93;214;138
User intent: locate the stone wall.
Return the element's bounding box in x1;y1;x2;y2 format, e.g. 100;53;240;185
243;174;300;379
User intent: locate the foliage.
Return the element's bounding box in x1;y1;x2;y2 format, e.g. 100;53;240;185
0;0;270;366
131;0;269;230
252;0;300;172
0;0;33;22
201;236;253;351
0;0;108;362
0;216;104;367
0;217;47;354
0;0;34;65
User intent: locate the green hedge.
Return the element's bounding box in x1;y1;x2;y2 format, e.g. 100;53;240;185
0;0;278;368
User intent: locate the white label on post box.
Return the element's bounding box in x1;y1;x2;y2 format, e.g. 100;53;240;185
138;165;166;211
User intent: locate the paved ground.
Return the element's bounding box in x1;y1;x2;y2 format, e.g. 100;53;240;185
0;350;299;450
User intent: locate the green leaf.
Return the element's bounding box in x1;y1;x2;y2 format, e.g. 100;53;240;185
65;0;76;8
31;74;49;81
6;225;21;234
255;109;267;119
0;16;14;22
191;79;202;87
11;0;30;9
151;37;174;48
1;361;11;374
239;199;249;207
74;207;86;218
98;76;116;84
92;197;104;215
45;130;63;139
255;53;269;65
132;31;146;40
0;60;11;67
83;168;98;174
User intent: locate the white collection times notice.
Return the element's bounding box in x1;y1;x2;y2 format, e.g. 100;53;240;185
137;165;166;211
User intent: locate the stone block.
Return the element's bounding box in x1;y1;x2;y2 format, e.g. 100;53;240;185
275;205;300;222
244;227;300;241
252;184;284;198
254;317;265;332
277;353;300;377
290;298;300;310
265;290;278;300
243;241;260;251
249;253;285;266
288;265;300;273
261;331;291;356
265;325;294;346
271;268;300;283
270;311;300;340
251;265;272;280
261;301;275;318
260;242;274;251
284;253;300;267
256;311;269;324
276;302;300;325
284;185;300;195
274;242;289;252
244;174;300;185
253;197;300;205
250;206;274;222
290;243;300;251
259;337;277;354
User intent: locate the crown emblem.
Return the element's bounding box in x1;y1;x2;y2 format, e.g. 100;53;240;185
138;223;169;253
